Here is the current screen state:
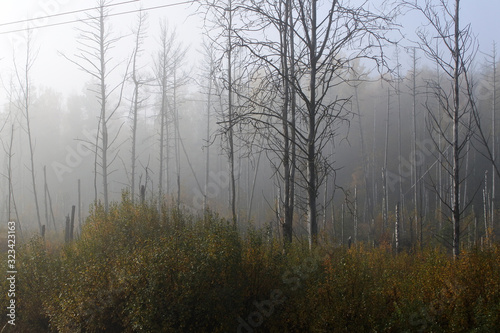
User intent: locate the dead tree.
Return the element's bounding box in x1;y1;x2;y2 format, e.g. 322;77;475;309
3;124;22;236
200;0;243;226
223;0;395;249
395;202;400;253
224;0;298;244
199;39;218;211
226;0;237;226
129;10;149;203
62;0;129;213
383;88;391;234
13;30;42;234
403;0;478;258
471;44;498;238
409;47;419;249
490;45;497;235
395;46;404;235
154;22;186;208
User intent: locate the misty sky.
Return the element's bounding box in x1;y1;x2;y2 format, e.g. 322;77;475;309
0;0;202;101
0;0;498;106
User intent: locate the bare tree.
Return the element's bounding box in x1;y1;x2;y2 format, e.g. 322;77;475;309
472;43;498;239
200;0;243;226
383;87;390;234
129;10;149;203
489;44;497;235
62;0;129;213
402;0;478;258
410;47;419;249
226;0;237;226
229;0;298;244
156;21;170;206
2;124;22;236
285;0;393;248
154;21;186;207
13;30;42;233
218;0;395;248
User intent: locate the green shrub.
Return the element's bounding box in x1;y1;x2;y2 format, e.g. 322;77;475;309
8;197;500;332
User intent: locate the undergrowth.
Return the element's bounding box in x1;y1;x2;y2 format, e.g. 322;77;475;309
1;197;499;332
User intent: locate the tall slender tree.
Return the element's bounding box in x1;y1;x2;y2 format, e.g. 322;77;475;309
129;10;148;203
154;22;186;208
13;30;42;233
62;0;129;213
403;0;477;258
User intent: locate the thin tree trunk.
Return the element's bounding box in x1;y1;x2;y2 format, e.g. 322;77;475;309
331;197;335;238
247;151;262;223
281;0;297;247
355;84;372;227
411;47;418;250
491;44;497;235
281;0;293;246
395;202;400;253
452;0;461;258
70;205;75;241
227;0;237;226
44;166;49;229
204;57;213;212
98;5;109;213
159;92;166;204
23;42;42;234
173;70;181;210
78;179;82;232
130;10;146;203
7;124;13;222
341;200;345;246
484;171;488;243
323;175;328;233
307;0;319;249
383;88;390;233
436;39;443;231
354;186;358;244
396;47;404;236
7;124;22;237
157;24;169;207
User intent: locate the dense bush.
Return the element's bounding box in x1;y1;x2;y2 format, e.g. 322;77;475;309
2;198;499;332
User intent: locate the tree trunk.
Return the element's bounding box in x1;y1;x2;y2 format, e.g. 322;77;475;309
452;0;461;258
395;202;400;253
130;11;146;203
411;47;418;250
383;88;390;233
491;44;497;235
227;1;237;227
98;5;109;213
307;0;319;250
20;33;43;233
44;166;49;229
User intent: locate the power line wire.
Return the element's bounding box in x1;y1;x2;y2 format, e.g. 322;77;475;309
0;0;140;28
0;0;196;36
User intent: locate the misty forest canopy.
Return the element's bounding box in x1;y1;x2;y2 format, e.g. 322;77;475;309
0;0;499;254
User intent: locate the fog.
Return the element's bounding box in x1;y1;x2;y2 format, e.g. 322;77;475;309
0;0;499;244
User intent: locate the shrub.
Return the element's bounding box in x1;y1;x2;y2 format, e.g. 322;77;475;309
8;199;500;332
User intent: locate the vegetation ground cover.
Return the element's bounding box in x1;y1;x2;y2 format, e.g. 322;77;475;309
2;198;499;332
